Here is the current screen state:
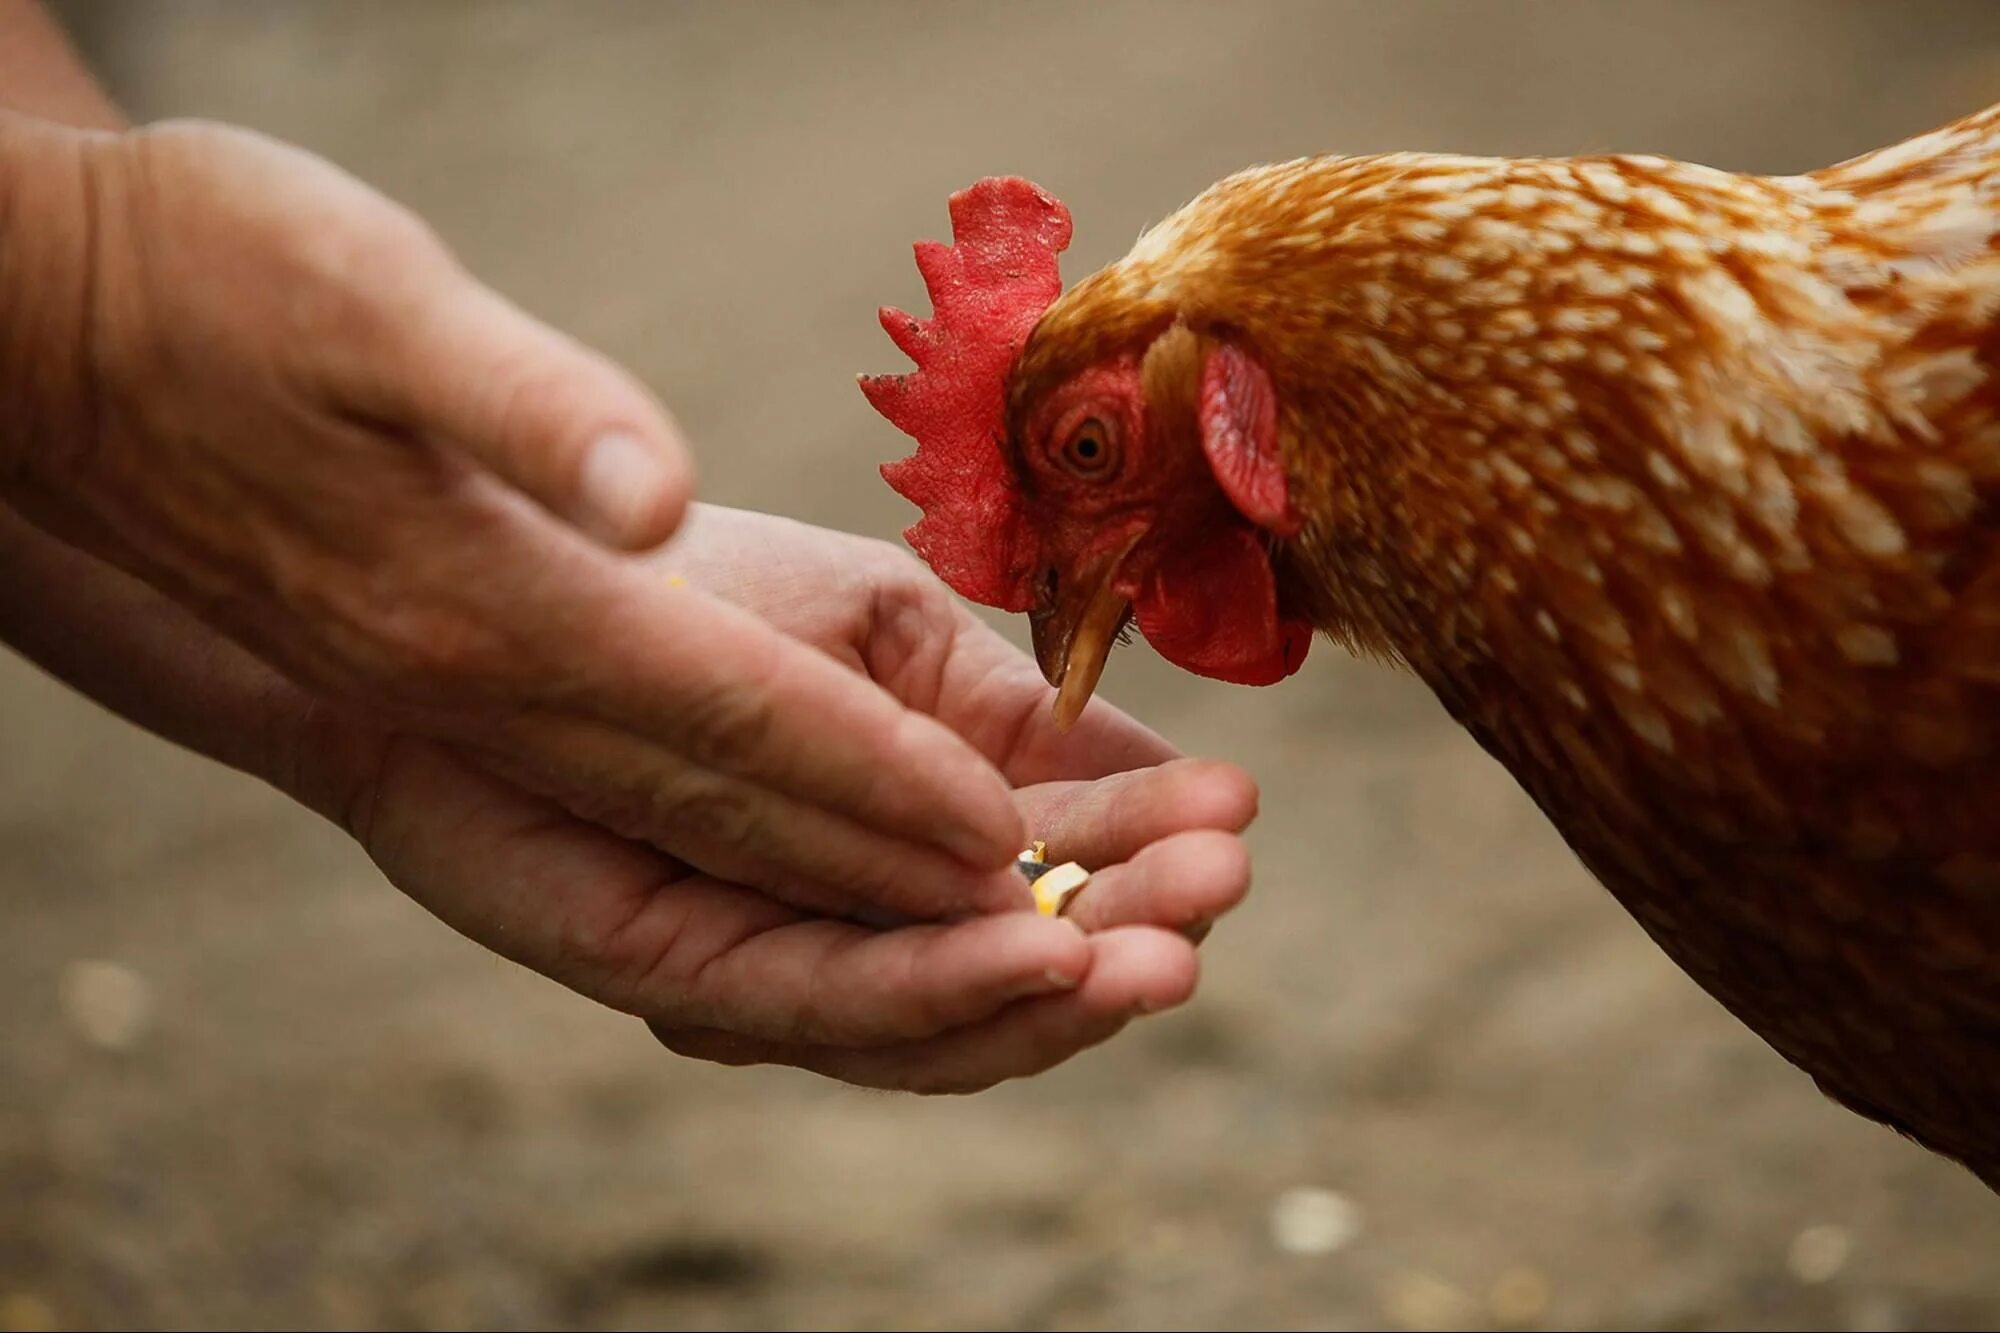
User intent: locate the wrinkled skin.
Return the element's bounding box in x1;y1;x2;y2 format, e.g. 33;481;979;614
0;62;1261;1092
2;500;1260;1091
0;113;1039;925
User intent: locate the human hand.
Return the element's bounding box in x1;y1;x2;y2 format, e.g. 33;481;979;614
326;723;1255;1092
2;496;1259;1091
0;113;1039;918
304;505;1259;1089
0;19;1259;1091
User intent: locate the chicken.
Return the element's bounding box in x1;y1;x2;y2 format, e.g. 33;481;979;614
860;103;2000;1188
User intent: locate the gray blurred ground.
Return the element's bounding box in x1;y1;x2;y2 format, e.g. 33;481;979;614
6;3;2000;1329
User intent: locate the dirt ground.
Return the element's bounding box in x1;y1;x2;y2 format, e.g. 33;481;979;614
7;3;2000;1329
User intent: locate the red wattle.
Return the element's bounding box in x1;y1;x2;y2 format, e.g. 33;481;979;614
1134;524;1311;686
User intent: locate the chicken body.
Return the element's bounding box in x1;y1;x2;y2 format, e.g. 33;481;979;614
873;105;2000;1186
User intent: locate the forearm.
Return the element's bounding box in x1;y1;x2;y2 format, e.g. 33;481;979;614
0;111;100;503
0;1;126;131
0;499;333;809
0;3;123;491
0;9;331;811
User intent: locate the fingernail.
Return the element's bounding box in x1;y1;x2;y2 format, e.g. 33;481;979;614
1134;993;1183;1015
580;431;666;541
1043;967;1082;990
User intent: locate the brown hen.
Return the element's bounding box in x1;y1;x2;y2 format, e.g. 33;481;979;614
864;104;2000;1188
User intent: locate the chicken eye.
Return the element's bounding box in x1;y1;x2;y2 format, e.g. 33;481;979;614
1060;418;1117;477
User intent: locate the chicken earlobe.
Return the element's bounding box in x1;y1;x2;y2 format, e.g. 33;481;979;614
1198;340;1301;537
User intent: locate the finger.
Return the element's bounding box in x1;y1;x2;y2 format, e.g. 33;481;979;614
482;708;1033;919
999;687;1185;784
374;277;694;551
637;895;1093;1044
1012;758;1260;870
653;926;1200;1093
548;571;1029;873
927;620;1185;785
1057;829;1252;940
346;731;709;994
351;737;1081;1044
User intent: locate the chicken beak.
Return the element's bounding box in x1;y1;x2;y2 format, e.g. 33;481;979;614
1031;554;1135;733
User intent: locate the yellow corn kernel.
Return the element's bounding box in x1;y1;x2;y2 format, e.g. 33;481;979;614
1030;862;1090;916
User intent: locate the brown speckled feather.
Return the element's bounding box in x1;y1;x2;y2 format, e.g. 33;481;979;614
1023;106;2000;1185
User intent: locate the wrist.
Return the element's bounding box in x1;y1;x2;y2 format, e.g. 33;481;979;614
0;493;336;813
0;110;110;500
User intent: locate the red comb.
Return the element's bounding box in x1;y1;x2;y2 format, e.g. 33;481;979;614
862;177;1072;611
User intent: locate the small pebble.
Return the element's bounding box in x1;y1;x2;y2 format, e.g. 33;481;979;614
1846;1293;1906;1333
1268;1185;1363;1256
1787;1222;1853;1285
59;960;153;1052
1142;1219;1188;1260
0;1292;59;1333
1489;1265;1552;1326
1380;1269;1478;1331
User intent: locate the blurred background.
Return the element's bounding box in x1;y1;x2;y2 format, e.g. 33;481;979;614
7;2;2000;1328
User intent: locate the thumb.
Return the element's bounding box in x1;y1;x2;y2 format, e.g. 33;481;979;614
377;278;695;550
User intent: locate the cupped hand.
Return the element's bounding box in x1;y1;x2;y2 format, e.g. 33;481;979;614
4;486;1257;1092
0;113;1037;919
337;731;1254;1092
294;506;1261;1090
